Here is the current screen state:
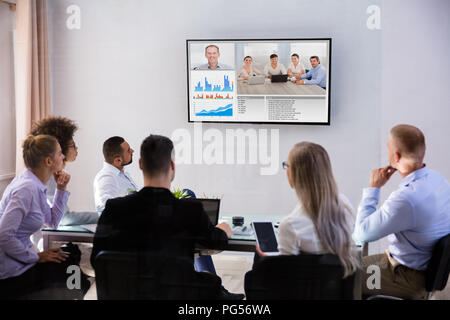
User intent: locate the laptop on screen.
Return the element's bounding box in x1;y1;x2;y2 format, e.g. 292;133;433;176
184;198;220;225
271;74;288;83
248;75;265;85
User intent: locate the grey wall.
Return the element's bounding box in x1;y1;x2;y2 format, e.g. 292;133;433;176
380;0;450;198
47;0;382;215
0;3;16;196
366;0;450;254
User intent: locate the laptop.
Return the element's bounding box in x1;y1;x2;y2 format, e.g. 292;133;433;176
248;75;265;85
184;198;220;225
271;74;288;83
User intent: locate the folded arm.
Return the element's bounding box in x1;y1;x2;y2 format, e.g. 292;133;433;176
0;189;39;264
45;188;70;229
304;68;326;86
353;188;415;243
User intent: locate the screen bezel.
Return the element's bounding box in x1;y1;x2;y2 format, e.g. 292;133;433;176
183;198;220;225
186;38;332;126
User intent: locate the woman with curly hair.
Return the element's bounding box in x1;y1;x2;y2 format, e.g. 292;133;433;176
31;117;98;245
31;116;79;166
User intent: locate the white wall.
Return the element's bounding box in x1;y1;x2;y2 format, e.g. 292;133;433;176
47;0;382;215
46;0;450;249
0;3;16;196
368;0;450;254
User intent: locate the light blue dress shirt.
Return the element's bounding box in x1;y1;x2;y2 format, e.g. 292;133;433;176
193;62;233;70
353;166;450;270
301;64;327;89
0;169;69;279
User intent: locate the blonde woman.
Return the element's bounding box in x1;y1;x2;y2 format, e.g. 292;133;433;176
0;135;90;299
238;56;262;80
253;142;358;278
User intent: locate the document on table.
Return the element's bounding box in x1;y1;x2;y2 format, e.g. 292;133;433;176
79;224;97;233
232;225;254;236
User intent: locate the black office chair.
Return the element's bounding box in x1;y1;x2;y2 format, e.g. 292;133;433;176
367;233;450;300
244;254;355;300
94;250;222;300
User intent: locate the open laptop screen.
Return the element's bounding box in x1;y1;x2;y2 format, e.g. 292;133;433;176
184;198;220;225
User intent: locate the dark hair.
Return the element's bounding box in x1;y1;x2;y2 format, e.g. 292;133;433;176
103;136;125;164
31;116;78;159
270;54;278;59
310;56;320;62
140;135;174;177
243;56;252;61
23;135;58;170
291;53;299;59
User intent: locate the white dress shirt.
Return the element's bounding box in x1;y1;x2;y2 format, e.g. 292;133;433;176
264;63;287;76
287;62;305;75
93;162;138;214
278;195;354;255
238;66;262;79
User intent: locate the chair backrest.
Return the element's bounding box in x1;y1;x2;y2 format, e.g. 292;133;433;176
425;233;450;292
95;251;221;300
245;254;355;300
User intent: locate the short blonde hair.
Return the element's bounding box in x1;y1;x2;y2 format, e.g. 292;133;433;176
390;124;426;163
205;45;219;53
22;135;58;170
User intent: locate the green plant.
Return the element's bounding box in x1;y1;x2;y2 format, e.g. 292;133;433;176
172;188;190;199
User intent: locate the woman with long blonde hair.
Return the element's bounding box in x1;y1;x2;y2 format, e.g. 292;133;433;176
255;142;358;278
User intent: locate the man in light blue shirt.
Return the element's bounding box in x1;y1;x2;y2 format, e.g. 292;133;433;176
193;45;233;70
296;56;327;89
93;137;138;214
353;124;450;299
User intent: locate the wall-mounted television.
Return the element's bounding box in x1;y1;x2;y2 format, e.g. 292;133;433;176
187;38;331;125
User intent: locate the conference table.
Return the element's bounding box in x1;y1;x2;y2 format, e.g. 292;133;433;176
237;79;326;95
41;213;285;253
41;213;364;299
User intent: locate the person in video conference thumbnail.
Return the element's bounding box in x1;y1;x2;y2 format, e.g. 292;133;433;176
194;45;233;70
296;56;327;89
263;54;287;79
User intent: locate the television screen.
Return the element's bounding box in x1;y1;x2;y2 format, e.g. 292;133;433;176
186;38;331;125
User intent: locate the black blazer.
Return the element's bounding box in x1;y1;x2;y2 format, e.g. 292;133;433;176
90;187;228;268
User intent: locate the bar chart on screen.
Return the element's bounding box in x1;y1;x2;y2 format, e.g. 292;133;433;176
191;70;237;118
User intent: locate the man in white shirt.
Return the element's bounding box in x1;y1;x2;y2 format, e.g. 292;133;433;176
263;54;287;78
93;136;138;214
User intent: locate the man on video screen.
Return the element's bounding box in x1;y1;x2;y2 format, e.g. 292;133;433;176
194;45;233;70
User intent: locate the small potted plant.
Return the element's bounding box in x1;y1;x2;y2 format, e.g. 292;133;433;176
172;188;191;199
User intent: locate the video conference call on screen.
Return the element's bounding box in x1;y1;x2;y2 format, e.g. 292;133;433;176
187;39;331;125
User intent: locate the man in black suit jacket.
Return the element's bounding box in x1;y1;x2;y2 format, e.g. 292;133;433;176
90;134;239;299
